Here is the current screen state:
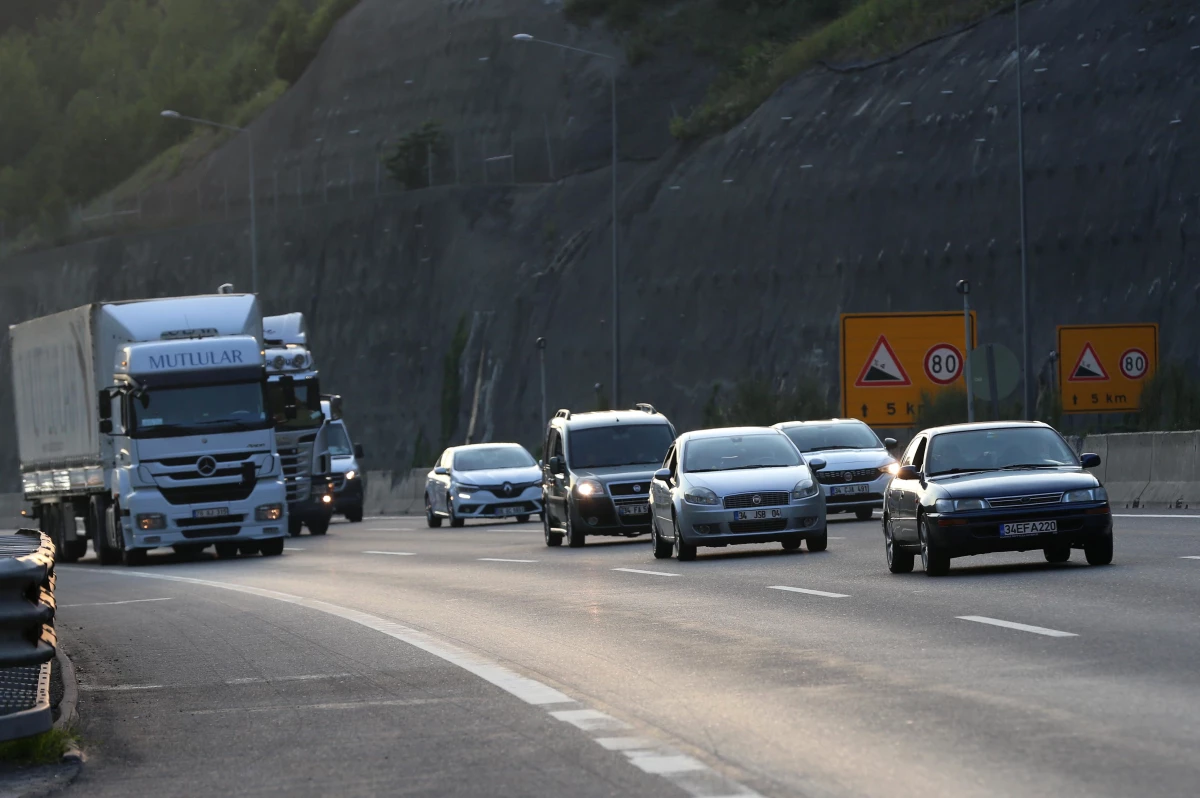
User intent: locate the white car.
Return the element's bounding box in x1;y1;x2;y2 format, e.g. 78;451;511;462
773;419;897;521
425;443;543;527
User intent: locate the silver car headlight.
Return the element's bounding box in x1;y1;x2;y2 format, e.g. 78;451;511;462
791;478;819;500
1062;487;1108;503
684;487;719;506
934;498;988;513
575;478;604;497
878;461;897;475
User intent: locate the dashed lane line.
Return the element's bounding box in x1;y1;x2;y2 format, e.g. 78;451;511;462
101;570;760;798
61;597;174;608
225;673;352;685
1181;556;1200;560
957;616;1077;638
1114;514;1200;519
768;585;850;599
362;550;417;556
79;684;165;692
478;558;539;563
612;568;681;577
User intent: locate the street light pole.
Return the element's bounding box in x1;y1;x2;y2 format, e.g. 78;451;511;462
161;110;259;294
1014;0;1031;419
536;336;547;428
514;34;620;409
957;280;974;422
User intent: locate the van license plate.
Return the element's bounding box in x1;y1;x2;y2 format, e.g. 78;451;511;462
194;507;229;519
618;504;649;516
1000;519;1057;536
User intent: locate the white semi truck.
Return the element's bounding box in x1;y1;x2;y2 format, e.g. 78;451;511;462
262;313;334;536
10;293;289;565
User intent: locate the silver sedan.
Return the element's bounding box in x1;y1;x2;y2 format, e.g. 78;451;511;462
648;427;828;561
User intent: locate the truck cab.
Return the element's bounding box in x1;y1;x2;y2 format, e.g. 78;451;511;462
263;313;334;536
321;396;365;523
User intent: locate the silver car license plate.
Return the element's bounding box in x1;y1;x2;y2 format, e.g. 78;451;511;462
1000;519;1057;536
618;504;649;516
733;508;783;521
194;507;229;519
496;506;524;516
830;484;869;496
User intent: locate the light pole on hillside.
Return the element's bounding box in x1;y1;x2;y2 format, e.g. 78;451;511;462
161;110;259;295
513;33;621;409
1013;1;1031;419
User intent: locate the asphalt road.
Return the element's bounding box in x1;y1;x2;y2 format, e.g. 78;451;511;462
45;509;1200;797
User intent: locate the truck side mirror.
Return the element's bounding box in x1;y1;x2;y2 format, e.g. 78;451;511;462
354;443;365;459
98;389;112;422
280;375;297;409
284;405;297;420
99;419;113;434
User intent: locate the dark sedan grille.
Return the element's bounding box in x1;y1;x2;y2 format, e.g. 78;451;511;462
816;468;881;485
609;481;651;497
728;519;788;533
724;492;789;509
987;493;1063;508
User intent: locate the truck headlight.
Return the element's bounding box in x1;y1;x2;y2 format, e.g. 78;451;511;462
791;479;819;500
255;503;284;521
934;498;988;513
345;470;357;480
575;478;604;497
1062;487;1107;503
136;513;166;530
684;487;719;506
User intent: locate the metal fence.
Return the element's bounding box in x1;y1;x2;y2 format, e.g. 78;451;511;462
0;529;57;742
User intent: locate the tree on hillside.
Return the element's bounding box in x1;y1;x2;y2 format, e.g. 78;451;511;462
384;122;450;190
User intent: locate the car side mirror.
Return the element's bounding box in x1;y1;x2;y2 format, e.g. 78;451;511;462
354;443;365;459
807;456;827;472
884;438;898;449
434;466;450;476
537;459;544;469
653;468;672;482
897;465;921;480
99;419;113;434
549;456;565;474
1080;453;1101;469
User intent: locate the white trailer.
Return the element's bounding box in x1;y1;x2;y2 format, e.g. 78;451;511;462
10;294;289;564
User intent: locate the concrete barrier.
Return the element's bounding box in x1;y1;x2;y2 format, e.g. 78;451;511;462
1096;432;1153;507
1143;431;1200;508
363;468;428;517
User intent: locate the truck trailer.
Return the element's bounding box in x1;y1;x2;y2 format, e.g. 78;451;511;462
10;294;289;565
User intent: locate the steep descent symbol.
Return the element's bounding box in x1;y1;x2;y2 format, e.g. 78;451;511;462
1068;343;1109;382
855;336;912;387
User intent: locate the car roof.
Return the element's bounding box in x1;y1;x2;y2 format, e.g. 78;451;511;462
446;442;528;454
678;426;786;443
773;418;867;429
553;410;673;430
922;420;1052;436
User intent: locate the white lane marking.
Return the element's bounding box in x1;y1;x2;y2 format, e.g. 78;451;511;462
103;570;761;798
612;568;680;577
225;673;352;685
768;585;850;599
550;708;630;732
283;547;305;551
190;698;444;715
596;737;656;751
626;750;709;775
478;558;539;563
367;527;405;531
61;597;173;608
1114;514;1200;519
362;550;416;556
828;536;846;540
1180;556;1200;560
957;616;1078;638
79;684;164;691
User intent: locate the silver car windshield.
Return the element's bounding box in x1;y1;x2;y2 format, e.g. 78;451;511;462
926;428;1078;476
454;446;535;471
783;423;882;452
684;434;802;473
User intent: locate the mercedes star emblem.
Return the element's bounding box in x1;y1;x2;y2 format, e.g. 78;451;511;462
197;455;218;477
752;494;762;505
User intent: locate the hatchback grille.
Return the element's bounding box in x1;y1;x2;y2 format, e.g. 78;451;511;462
609;481;651;497
724;492;789;509
987;493;1063;508
816;468;881;485
728;519;788;533
330;475;346;491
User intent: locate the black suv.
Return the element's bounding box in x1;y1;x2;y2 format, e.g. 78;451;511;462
542;405;677;547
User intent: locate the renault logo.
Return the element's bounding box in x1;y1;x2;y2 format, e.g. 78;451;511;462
502;482;514;497
752;494;762;505
197;456;218;477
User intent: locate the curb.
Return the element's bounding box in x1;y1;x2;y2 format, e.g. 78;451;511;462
52;641;82;765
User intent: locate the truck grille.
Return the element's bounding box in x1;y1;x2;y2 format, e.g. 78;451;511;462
181;526;241;539
724;492;789;509
277;431;316;503
159;483;255;506
816;468;881;485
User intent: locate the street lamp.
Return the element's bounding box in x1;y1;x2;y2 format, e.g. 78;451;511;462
513;33;621;409
956;280;974;422
161;109;259;295
1013;0;1031;419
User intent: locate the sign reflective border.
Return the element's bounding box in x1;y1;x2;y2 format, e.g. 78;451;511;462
1057;324;1158;414
841;312;976;426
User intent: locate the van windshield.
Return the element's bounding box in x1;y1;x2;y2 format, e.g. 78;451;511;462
327;423;352;457
130;381;269;438
568;424;675;469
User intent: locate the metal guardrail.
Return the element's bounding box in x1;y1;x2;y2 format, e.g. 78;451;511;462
0;529;57;742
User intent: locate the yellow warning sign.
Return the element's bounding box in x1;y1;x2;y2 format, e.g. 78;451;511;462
841;312;976;426
1058;324;1158;414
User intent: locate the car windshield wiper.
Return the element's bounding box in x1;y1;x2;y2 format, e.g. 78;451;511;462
725;464;788;471
999;463;1063;470
928;467;991;476
804;445;861;451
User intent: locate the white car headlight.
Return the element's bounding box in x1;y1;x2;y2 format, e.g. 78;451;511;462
934;498;988;513
878;461;898;475
344;470;357;480
684;487;719;506
575;478;604;497
1062;487;1108;503
791;479;819;500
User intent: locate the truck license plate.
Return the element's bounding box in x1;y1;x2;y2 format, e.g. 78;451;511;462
1000;519;1057;536
194;507;230;519
733;508;783;521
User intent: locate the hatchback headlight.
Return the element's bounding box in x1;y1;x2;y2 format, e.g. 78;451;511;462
453;482;480;494
684;487;719;506
1062;487;1108;503
575;478;604;497
878;461;898;474
136;513;166;530
255;503;284;521
934;498;988;513
791;479;819;500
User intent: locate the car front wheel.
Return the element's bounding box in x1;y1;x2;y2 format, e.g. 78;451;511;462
651;518;673;559
425;495;442;528
1084;531;1113;566
674;515;697;561
920;518;950;576
885;516;914;574
544;511;563;547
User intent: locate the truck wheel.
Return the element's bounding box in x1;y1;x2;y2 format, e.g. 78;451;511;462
307;514;331;536
346;506;364;524
214;542;239;559
96;497;123;566
238;541;261;556
122;547;148;567
288;518;304;537
260;538;284;557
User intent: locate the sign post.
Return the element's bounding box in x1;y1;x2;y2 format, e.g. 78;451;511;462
1057;324;1158;414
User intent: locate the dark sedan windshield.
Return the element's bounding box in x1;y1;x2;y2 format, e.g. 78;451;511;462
926;427;1078;476
454;446;536;471
568;424;674;469
684;434;802;472
782;422;883;452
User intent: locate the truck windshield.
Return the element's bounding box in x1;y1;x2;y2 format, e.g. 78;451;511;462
265;378;324;429
130;382;268;438
568;424;675;469
327;423;352;456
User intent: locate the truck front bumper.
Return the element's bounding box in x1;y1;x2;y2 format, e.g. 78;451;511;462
123;480;288;550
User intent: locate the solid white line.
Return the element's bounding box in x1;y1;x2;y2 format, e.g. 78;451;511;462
190;698;443;715
957;615;1078;638
612;568;680;577
1180;556;1200;560
768;585;850;599
367;527;405;531
61;597;173;608
478;558;538;563
79;684;164;691
1114;514;1200;519
362;550;416;556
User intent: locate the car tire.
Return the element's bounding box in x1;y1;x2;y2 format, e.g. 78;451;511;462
673;515;697;561
544;512;563;547
516;514;531;524
781;536;803;552
919;518;950;576
652;519;673;559
448;498;465;528
214;541;239;559
288;517;304;537
805;530;829;553
1084;532;1113;566
1044;544;1071;564
260;537;285;557
855;508;874;522
307;515;330;536
346;506;364;524
885;516;915;573
426;495;442;528
566;507;585;548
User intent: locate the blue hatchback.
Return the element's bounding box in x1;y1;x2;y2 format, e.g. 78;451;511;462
883;422;1112;576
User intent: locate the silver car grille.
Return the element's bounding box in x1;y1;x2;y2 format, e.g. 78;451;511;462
723;491;790;509
816;467;880;485
986;492;1063;508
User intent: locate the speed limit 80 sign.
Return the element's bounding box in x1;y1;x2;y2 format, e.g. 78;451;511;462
1058;324;1158;414
924;344;964;385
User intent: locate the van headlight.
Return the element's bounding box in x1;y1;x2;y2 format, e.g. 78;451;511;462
255;503;284;521
934;498;988;513
791;479;819;500
575;478;604;497
684;487;719;506
344;470;357;481
1062;487;1107;503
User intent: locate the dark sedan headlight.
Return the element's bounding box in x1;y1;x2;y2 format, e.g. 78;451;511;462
344;470;357;480
1062;487;1108;503
935;498;988;513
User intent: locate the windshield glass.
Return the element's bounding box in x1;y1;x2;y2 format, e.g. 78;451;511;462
265;378;324;429
782;423;882;452
568;424;675;469
129;382;268;438
454;446;536;471
926;427;1078;476
327;422;352;457
684;433;802;472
